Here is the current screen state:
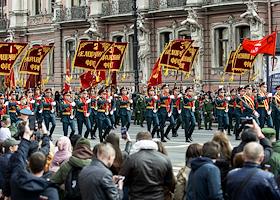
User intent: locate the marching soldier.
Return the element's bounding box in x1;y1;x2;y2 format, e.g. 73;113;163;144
158;84;175;142
75;89;91;138
88;87;98;139
135;93;145;127
96;88;113;142
214;88;229;134
8;91;18;125
26;89;35;112
194;95;203;130
257;82;273;128
34;87;43;125
60;90;76;137
182;87;196;143
243;85;260;121
42;88;56;138
228;89;237;133
17;96;29;111
170;87;182;137
203;94;214;130
145;86;160;138
272;85;280;140
119;87;132;131
234;87;246;140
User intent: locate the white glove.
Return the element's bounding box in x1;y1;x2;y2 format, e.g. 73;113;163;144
226;96;231;101
225;109;228;113
114;94;119;97
168;112;172;117
193;96;198;100
109;96;113;100
127;107;131;111
4;101;8;106
153;109;157;113
51;109;55;113
153;96;158;100
129;99;133;104
267;93;273;98
169;95;175;99
96;96;100;100
105;111;109;116
110;110;114;115
107;99;111;103
39;109;43;114
36;96;42;100
70;115;75;120
253;110;260;118
268;110;272;115
30;100;35;104
178;109;182;114
86;99;91;104
85;113;90;117
17;101;20;104
178;94;183;98
71;102;76;107
51;102;56;106
192;107;196;112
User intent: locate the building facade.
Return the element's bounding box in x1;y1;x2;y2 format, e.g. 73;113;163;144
1;0;280;91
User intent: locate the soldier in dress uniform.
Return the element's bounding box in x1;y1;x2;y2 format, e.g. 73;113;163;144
60;90;76;137
0;93;7;120
203;93;214;130
42;88;56;138
170;87;182;137
88;87;98;139
234;87;246;140
119;87;132;131
243;85;260;122
34;87;43;125
145;86;160;138
272;85;280;140
182;87;196;142
96;87;113;142
26;89;35;112
158;84;175;142
228;89;237;134
257;82;273;128
17;96;29;111
214;88;229;133
194;95;203;130
75;89;91;138
8;91;18;125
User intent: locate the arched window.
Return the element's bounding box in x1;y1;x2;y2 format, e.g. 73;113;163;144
112;35;124;42
177;29;191;40
65;39;76;75
236;25;250;44
159;31;172;52
34;0;41;15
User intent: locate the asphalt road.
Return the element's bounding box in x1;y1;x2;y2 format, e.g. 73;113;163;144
51;119;240;175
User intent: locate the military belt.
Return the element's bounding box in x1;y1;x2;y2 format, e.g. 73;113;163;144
146;106;153;109
98;109;106;112
216;107;226;110
77;109;84;112
184;106;192;109
120;106;128;108
62;112;71;115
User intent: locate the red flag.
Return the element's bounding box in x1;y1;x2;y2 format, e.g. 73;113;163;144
148;58;162;87
242;32;277;56
80;71;94;90
63;82;71;92
4;68;16;89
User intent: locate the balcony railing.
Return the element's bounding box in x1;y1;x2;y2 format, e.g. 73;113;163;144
60;6;89;21
28;14;53;26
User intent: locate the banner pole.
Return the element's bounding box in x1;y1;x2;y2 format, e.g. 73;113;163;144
239;74;242;86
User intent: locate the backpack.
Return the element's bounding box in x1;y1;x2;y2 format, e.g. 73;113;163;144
64;165;82;200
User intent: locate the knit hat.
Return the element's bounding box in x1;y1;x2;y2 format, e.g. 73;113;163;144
262;128;276;139
75;137;91;150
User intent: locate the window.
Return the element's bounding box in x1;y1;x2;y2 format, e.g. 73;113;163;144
51;0;55;13
65;40;76;75
112;35;123;42
35;0;41;15
236;25;250;44
0;0;6;7
72;0;81;7
159;32;172;53
178;30;191;40
48;43;54;76
214;27;229;68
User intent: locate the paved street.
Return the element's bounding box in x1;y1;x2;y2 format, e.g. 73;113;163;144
51;119;240;175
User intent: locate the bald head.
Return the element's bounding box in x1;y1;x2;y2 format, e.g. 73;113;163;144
243;142;264;164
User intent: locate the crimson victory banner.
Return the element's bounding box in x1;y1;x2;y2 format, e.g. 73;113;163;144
0;42;27;75
19;45;53;75
180;46;199;73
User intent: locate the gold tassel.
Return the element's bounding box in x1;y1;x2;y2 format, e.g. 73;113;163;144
164;68;169;76
121;73;126;81
229;75;234;82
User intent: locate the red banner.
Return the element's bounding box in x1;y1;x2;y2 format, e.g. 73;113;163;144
96;42;128;71
242;32;277;56
232;45;257;72
159;39;193;70
80;70;106;89
4;67;16;88
73;41;114;70
0;42;27;75
19;45;53;75
180;46;199;73
148;58;162;87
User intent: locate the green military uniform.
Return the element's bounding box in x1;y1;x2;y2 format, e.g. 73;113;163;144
203;98;214;130
135;94;145;127
194;99;203;129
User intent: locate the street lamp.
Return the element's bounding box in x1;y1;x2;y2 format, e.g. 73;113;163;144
132;0;139;93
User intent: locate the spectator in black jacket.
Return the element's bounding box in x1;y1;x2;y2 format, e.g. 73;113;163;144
7;120;59;200
119;132;175;200
231;120;273;166
79;143;123;200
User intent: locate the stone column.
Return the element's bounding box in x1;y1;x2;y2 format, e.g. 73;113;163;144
53;0;63;21
10;0;27;28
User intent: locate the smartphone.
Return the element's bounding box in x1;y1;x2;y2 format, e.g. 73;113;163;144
240;117;253;125
29;115;37;131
